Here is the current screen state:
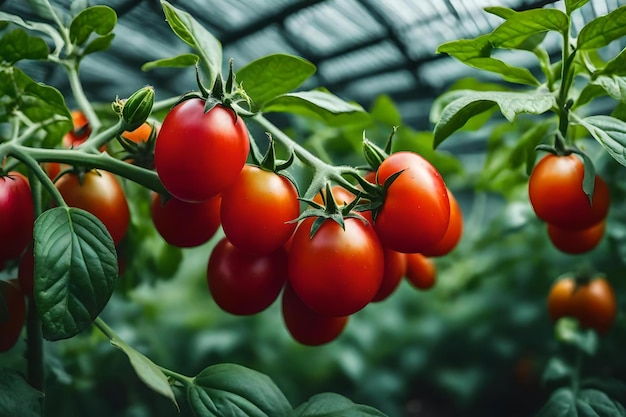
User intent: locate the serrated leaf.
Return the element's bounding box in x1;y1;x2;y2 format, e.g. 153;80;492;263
142;53;199;71
69;6;116;46
33;207;118;340
537;387;626;417
109;337;178;410
237;54;316;111
0;369;43;417
0;11;64;52
489;9;568;49
592;75;626;102
578;5;626;50
566;0;591;15
576;115;626;167
0;29;48;64
161;1;222;88
82;33;115;56
264;90;369;126
290;393;387;417
187;363;292;417
433;91;555;147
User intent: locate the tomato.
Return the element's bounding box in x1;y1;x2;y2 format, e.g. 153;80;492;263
547;220;605;254
405;253;436;290
528;154;609;230
154;99;250;202
547;276;617;334
121;121;156;143
371;249;406;302
55;170;130;246
62;110;91;148
421;187;463;257
18;245;34;297
374;152;450;253
0;172;34;260
288;216;384;317
220;165;299;254
281;283;348;346
207;237;288;316
151;193;221;248
0;279;26;352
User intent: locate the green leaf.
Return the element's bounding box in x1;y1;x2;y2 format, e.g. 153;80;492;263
575;83;608;108
433;91;555;147
290;393;387;417
566;0;590;15
69;6;117;46
0;29;48;64
578;5;626;50
0;369;43;417
437;34;491;61
109;337;178;410
537;387;626;417
509;119;552;174
576;115;626;167
33;207;118;340
161;1;222;88
462;57;540;85
592;75;626;102
484;6;515;19
541;357;572;387
187;363;292;417
489;9;568;49
0;11;64;52
142;53;199;71
26;0;59;21
484;7;548;51
599;47;626;76
82;33;115;56
264;90;370;126
237;54;316;111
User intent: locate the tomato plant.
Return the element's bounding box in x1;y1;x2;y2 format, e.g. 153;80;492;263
0;172;34;261
0;279;26;352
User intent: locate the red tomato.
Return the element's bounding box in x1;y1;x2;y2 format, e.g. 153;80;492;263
371;249;407;302
0;279;26;352
154;99;249;202
374;152;450;253
0;172;34;260
18;245;34;297
281;283;348;346
151;193;221;248
422;187;463;257
528;154;609;230
405;253;436;290
220;165;299;254
547;220;605;254
55;170;130;246
62;110;91;148
547;276;616;334
288;216;384;317
207;237;288;316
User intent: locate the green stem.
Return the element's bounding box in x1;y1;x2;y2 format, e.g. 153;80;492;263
65;64;102;134
9;146;66;207
571;348;583;396
556;28;576;142
79;119;124;153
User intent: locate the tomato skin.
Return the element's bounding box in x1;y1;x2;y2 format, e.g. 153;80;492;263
0;172;34;260
371;249;406;302
220;165;299;255
0;279;26;352
529;154;609;230
421;187;463;257
405;253;436;290
288;217;384;317
18;245;34;297
547;277;617;334
374;152;450;253
151;193;221;248
207;238;288;316
281;283;348;346
547;220;605;254
55;170;130;246
154;100;250;202
62;110;91;148
122;121;156;143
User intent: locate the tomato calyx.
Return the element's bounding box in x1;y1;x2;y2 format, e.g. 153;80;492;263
116;121;158;169
361;127;396;172
248;134;299;194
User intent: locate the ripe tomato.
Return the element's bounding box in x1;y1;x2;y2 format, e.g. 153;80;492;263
151;193;221;248
0;172;34;260
154;99;250;202
0;279;26;352
547;276;617;334
18;245;34;297
288;216;384;317
374;152;450;253
371;249;406;302
405;253;436;290
528;154;609;230
422;187;463;257
207;237;288;316
547;220;605;255
121;121;156;143
220;165;299;254
62;110;91;148
55;170;130;246
282;283;348;346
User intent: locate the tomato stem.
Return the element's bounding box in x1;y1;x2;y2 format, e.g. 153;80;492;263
79;119;124;153
65;63;102;135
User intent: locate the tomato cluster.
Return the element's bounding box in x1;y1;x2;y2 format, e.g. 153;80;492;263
529;154;610;254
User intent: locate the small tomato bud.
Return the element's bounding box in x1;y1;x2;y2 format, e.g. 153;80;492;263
122;86;155;131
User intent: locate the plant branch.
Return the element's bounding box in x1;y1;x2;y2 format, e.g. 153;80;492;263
65;64;102;134
8;146;67;207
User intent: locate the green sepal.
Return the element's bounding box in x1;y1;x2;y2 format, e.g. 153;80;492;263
362;135;388;172
121;86;155;131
